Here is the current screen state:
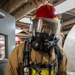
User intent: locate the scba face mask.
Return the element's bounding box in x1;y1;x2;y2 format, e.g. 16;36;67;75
30;18;58;56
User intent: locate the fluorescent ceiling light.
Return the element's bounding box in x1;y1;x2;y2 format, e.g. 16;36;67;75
19;17;32;24
55;0;75;14
15;29;23;34
0;12;5;19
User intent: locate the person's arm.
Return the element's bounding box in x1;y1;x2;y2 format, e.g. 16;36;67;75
58;48;67;75
6;43;24;75
6;46;19;75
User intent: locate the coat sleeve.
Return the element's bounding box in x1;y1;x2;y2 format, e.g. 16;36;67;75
6;43;24;75
6;46;19;75
58;48;67;75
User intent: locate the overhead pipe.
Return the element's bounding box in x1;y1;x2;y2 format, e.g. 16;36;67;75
0;0;7;7
12;0;48;21
2;0;28;13
62;18;75;27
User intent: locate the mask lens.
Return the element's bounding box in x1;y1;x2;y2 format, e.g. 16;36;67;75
33;19;52;35
42;25;51;33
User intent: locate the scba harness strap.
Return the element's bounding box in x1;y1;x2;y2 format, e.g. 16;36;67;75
52;37;63;63
18;37;62;75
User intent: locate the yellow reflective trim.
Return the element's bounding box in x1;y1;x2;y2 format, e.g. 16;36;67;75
53;17;59;21
32;69;55;75
34;15;36;19
51;69;55;75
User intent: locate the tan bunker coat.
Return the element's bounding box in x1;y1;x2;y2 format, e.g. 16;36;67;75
6;42;67;75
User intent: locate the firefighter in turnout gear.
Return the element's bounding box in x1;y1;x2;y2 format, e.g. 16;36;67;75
6;4;67;75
